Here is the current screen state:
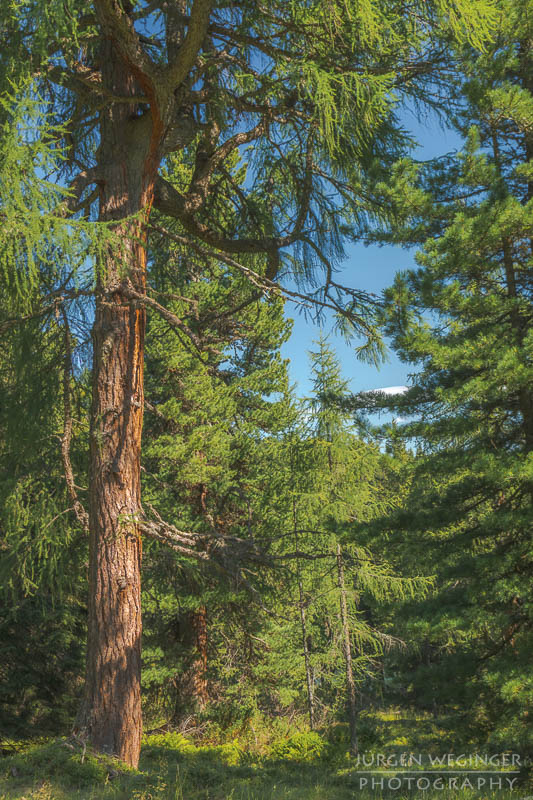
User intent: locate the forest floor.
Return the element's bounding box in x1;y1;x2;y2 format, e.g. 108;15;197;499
0;710;527;799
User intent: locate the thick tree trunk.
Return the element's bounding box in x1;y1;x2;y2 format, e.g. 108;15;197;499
337;543;358;755
75;40;162;768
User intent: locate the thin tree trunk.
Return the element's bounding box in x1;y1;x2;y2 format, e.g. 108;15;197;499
189;606;209;709
174;606;209;718
298;578;315;729
183;484;210;712
293;498;315;729
337;543;358;755
74;39;162;768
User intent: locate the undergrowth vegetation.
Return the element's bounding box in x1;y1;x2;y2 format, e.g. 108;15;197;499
1;712;529;800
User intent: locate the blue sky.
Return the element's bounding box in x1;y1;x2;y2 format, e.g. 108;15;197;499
281;108;463;399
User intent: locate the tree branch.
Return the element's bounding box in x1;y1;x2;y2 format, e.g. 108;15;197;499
58;168;101;216
163;0;213;91
153;175;300;258
139;515;210;562
0;289;94;336
148;224;377;324
118;285;212;353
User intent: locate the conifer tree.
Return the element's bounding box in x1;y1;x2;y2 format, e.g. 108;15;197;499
356;0;533;749
254;339;428;744
2;0;498;765
0;80;99;736
140;227;294;722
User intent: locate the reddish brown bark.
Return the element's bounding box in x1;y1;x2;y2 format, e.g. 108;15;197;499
174;606;209;717
190;607;209;709
172;481;210;717
74;39;162;768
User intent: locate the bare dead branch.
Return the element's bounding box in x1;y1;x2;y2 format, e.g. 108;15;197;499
0;289;94;336
140;518;210;561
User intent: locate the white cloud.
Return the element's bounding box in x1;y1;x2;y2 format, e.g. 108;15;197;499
367;385;408;396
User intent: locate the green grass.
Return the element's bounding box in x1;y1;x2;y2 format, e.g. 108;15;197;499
0;725;527;800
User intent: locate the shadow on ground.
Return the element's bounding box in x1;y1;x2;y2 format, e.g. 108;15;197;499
0;721;527;800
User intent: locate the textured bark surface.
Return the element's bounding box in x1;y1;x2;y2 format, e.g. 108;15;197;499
75;38;162;768
190;607;209;709
174;606;209;718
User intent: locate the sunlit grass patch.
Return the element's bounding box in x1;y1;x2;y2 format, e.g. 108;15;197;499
0;729;529;800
